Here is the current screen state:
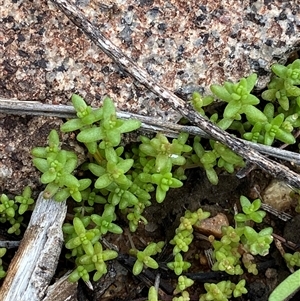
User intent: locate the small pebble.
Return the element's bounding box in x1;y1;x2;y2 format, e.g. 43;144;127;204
262;180;294;212
194;213;229;238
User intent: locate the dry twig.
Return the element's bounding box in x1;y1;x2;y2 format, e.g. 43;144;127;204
1;98;300;165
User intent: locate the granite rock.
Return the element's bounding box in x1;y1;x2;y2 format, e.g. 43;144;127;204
1;0;300;119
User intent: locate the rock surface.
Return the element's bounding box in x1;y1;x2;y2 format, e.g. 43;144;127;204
0;0;300;193
1;0;300;116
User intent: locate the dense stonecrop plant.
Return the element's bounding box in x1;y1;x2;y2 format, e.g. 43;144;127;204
25;59;300;295
195;197;270;301
167;209;209;300
210;196;273;277
210;73;266;124
199;279;248;301
30;95;196;282
164;208;249;301
64;217;118;282
32;129;91;202
262;59;300;111
190;61;300;185
190;137;245;185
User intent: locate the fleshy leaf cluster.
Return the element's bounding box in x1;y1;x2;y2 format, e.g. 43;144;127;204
199;279;248;301
199;280;247;301
191;137;245;185
32;129;91;202
130;241;164;276
210;74;266;123
168;209;210;301
262;59;300;111
0;187;35;235
64;216;117;282
212;196;273;276
284;251;300;269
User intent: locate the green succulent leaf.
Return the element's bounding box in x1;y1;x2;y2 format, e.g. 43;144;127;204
95;174;113;189
156;186;167;203
73;217;86;236
116;159;134;174
71;94;87;113
210;84;232;102
223;99;242;119
240;195;251;208
133;260;144;276
275;129;296;145
32;158;49;173
48;130;60;147
31;147;48;158
41;170;57;184
60;174;80;188
43;182;60;199
243;105;268;124
102;96;116;116
246;73;258;91
89;163;106;177
77;127;104;143
60;118;84;132
262;89;277;101
118;119;141;133
217;118;234;130
205;168;218;185
54;189;70;202
272;64;288;78
145;256;159;269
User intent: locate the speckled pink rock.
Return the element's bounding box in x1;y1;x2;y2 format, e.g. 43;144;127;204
1;0;300;121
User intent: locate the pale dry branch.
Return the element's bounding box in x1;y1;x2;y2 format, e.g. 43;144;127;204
43;271;78;301
1;98;300;165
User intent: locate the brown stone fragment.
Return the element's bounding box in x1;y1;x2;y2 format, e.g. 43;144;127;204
262;180;294;212
194;213;229;239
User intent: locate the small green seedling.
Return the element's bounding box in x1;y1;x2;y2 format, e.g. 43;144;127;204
130;241;164;276
0;186;35;235
174;275;194;294
199;279;248;301
284;251;300;269
167;253;191;276
234;195;266;224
